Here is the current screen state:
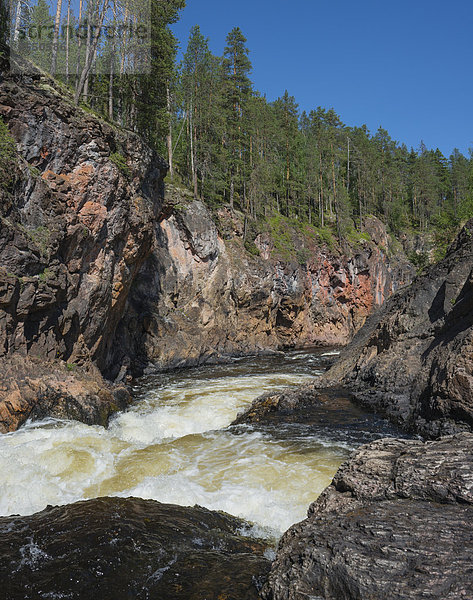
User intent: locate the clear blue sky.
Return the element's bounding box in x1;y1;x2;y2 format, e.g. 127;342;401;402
172;0;473;158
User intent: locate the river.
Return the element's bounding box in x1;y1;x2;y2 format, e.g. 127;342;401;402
0;348;399;537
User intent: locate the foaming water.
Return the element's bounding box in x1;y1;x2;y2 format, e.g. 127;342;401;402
0;348;389;535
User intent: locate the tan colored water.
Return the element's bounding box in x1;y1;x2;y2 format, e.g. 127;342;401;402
0;350;361;536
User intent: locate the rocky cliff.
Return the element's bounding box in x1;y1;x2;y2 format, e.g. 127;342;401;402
0;73;165;374
0;70;412;430
320;219;473;437
263;433;473;600
112;189;413;376
0;70;166;431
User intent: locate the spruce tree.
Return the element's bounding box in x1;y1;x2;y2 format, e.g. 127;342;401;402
222;26;252;209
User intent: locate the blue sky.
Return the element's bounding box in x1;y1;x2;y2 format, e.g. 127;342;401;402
172;0;473;158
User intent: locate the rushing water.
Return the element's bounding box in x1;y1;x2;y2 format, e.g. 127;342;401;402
0;349;398;537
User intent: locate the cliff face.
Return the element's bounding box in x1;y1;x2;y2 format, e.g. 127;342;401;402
0;74;165;374
0;72;165;430
321;220;473;437
112;190;413;376
0;72;412;428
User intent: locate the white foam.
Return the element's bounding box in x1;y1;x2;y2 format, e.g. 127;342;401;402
110;373;315;445
0;368;347;533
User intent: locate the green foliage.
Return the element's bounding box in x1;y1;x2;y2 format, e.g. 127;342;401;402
244;239;260;256
346;228;372;247
16;0;473;266
408;251;430;273
312;226;336;249
38;267;52;282
296;248;310;265
20;225;51;259
267;214;296;259
0;117;17;189
110;152;131;177
170;28;473;263
28;165;41;178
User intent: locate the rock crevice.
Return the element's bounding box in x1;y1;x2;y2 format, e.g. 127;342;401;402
321;220;473;437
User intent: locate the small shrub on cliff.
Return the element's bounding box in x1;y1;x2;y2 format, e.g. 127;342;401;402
268;214;296;259
244;239;260;256
313;226;336;249
110;152;131;177
38;267;52;282
21;225;51;260
346;228;371;247
0;117;17;189
408;250;430;273
296;248;311;265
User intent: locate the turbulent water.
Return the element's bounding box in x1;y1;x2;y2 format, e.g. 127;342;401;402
0;349;397;536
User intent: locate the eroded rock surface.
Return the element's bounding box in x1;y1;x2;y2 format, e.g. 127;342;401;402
263;434;473;600
114;194;413;374
0;496;271;600
0;74;165;373
0;72;165;428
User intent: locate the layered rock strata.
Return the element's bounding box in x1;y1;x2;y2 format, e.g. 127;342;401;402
263;434;473;600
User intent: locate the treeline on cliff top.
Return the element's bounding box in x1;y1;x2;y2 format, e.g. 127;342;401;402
4;0;473;258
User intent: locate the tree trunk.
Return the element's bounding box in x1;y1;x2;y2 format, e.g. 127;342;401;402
189;109;197;200
166;83;174;180
107;0;117;119
347;136;350;191
65;0;71;82
74;0;83;90
12;0;23;43
230;168;234;209
193;122;198;199
331;144;341;241
74;0;110;105
51;0;63;77
120;4;128;76
108;56;114;119
319;158;324;226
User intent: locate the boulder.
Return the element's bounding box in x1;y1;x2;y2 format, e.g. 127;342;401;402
263;434;473;600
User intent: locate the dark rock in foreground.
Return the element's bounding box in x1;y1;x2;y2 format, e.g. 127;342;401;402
0;497;271;600
263;433;473;600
